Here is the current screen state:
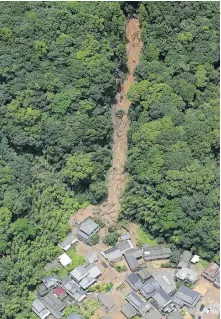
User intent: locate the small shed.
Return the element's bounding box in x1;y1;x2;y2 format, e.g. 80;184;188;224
121;233;131;241
121;302;137;319
103;246;123;263
58;253;72;267
191;255;200;264
58;233;77;251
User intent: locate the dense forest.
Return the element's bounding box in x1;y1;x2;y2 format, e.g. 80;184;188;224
121;2;220;262
0;2;126;318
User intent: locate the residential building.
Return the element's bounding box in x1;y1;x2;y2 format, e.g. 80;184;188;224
37;283;50;297
126;291;152;316
173;286;201;308
143;308;163;319
85;263;101;279
70;265;88;283
139;277;160;299
190;255;200;264
58;253;72;267
32;298;50;319
77;217;99;244
79;276;96;289
53;287;67;300
44;260;60;272
214;270;220;288
152;289;174;312
202;262;219;282
177;251;192;269
152;271;176;295
175;267;198;284
117;240;133;254
62;277;86;302
137;268;152;282
124;248;143;272
40;292;65;319
143;245;171;261
103;246;123;263
85;251;99;264
42;275;61;290
121;233;131;241
98;293;115;311
167;311;184;319
121;302;138;319
58;233;77;251
126;273;142;291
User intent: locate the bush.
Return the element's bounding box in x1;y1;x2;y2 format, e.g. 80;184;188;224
88;233;99;246
87;282;113;293
103;231;119;246
115;265;128;272
93;218;105;228
137;227;157;247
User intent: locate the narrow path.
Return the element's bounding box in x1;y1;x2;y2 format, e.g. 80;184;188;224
71;18;142;227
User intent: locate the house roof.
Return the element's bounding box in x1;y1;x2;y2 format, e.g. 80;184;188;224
139;277;160;300
32;298;51;319
103;246;123;262
117;240;133;253
37;283;48;297
143;308;163;319
124;254;140;271
175;267;198;283
54;287;66;297
44;260;60;272
85;251;99;263
152;288;172;308
143;246;171;260
58;253;72;267
66;313;83;319
126;273;142;291
121;233;131;241
137;268;151;281
126;248;142;259
62;278;86;302
70;265;88;282
41;293;65;319
126;291;150;312
191;255;200;264
58;233;77;251
168;311;184;319
152;270;176;295
121;302;137;319
79;218;99;236
203;262;219;279
178;251;192;268
173;286;201;307
98;293;115;310
85;263;101;278
42;274;61;289
79;276;96;289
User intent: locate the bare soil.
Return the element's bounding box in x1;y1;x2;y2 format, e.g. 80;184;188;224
70;18;142;230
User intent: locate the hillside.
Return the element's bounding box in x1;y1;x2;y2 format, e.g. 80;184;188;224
121;2;220;262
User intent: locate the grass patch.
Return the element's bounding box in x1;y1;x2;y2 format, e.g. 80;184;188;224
137;227;157;247
88;282;113;293
116;283;126;291
56;249;84;278
200;259;210;268
115;265;128;272
64;298;99;319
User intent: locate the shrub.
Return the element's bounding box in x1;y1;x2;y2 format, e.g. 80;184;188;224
115;265;128;272
103;231;119;246
88;233;99;246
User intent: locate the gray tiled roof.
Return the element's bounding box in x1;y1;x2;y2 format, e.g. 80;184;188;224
98;293;115;310
124;254;140;271
70;265;88;281
79;218;99;236
152;288;171;308
42;275;61;289
121;302;137;319
173;286;201;307
126;273;142;291
58;233;77;250
137;268;151;281
143;246;171;260
152;270;176;295
104;246;123;262
117;240;133;253
139;277;160;299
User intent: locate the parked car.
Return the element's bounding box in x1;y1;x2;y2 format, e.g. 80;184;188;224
200;305;205;312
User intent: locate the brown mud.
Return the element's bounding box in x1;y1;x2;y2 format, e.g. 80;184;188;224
71;18;142;227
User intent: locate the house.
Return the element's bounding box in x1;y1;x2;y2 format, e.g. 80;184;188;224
152;271;176;295
66;313;83;319
85;263;101;279
44;260;60;272
42;275;61;290
121;233;131;241
173;286;201;308
126;273;142;291
139;277;160;299
85;251;99;264
152;289;174;312
143;245;171;261
62;277;86;302
58;253;72;267
40;292;65;319
70;265;88;283
137;268;151;282
32;298;50;319
167;311;184;319
37;283;50;297
79;275;96;290
117;240;133;254
214;270;220;288
126;291;152;316
143;308;163;319
77;217;99;244
53;287;67;300
58;233;78;251
98;293;115;311
177;251;192;269
103;246;123;263
175;267;198;284
202;262;219;282
121;302;138;319
191;255;200;264
124;248;143;272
